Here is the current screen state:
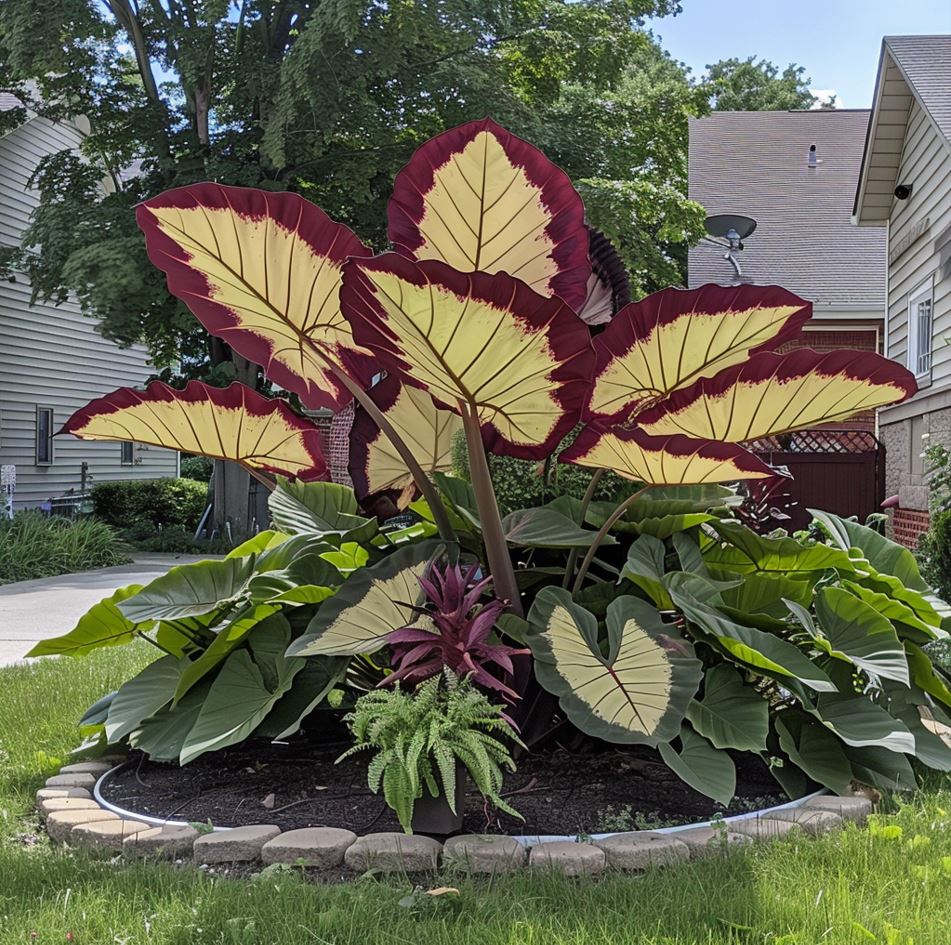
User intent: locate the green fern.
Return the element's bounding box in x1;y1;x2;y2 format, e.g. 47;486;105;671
337;671;524;833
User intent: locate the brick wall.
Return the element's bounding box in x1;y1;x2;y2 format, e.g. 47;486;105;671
892;507;930;549
328;404;354;485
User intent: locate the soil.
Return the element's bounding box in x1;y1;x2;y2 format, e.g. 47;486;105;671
101;738;784;838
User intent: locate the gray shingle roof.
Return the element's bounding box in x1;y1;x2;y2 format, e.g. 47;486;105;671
885;35;951;142
688;110;885;307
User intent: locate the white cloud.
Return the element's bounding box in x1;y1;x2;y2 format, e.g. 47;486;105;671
810;88;841;109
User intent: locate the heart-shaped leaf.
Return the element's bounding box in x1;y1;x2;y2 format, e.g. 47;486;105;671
106;655;185;742
588;283;811;421
526;588;702;745
501;507;611;549
635;350;916;441
685;664;769;751
268;480;377;544
658;726;736;806
340;253;595;459
775;711;853;795
387;117;590;309
137;183;373;410
62;380;328;481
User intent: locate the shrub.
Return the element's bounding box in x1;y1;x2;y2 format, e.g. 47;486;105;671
180;455;213;483
92;478;207;531
0;512;128;584
119;521;232;555
918;509;951;605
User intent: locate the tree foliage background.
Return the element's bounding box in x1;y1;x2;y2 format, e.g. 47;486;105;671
0;2;825;378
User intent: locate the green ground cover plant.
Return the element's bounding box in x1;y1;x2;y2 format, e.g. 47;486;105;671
0;512;129;585
0;649;949;945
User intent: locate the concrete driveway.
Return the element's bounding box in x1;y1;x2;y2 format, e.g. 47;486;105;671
0;554;217;667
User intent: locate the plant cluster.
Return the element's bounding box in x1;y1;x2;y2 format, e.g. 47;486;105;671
339;671;522;832
33;119;951;830
0;513;129;585
91;478;207;532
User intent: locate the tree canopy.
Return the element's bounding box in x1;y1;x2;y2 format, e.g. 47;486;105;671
705;56;825;111
0;0;706;377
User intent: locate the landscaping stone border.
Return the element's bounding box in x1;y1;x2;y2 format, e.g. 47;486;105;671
32;757;878;877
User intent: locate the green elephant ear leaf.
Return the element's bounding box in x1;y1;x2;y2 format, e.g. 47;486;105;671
658;726;736;806
180;621;304;764
118;557;257;622
287;540;446;657
843;744;917;791
838;580;943;644
105;655;185;742
705;520;854;574
666;573;836;692
775;711;853;795
254;656;350;740
502;507;611;549
813;694;915;754
131;681;210;762
622;534;674;610
27;584;145;657
810;587;910;685
852;566;949;640
905;642;951;709
685;664;769;752
526;588;702;746
269;479;378;543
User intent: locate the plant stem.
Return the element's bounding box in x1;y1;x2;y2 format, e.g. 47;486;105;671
562;468;606;588
327;364;456;542
571;484;652;596
245;467;276;492
459;402;524;617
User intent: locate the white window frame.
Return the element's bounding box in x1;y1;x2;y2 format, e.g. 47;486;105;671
35;406;54;466
907;278;934;381
120;441;135;466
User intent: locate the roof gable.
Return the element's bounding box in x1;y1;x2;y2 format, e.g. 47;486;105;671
854;35;951;225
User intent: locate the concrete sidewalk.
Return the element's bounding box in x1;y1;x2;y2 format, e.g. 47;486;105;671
0;554;217;667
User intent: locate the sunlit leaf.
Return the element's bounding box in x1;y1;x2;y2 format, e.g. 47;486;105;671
560;426;778;485
813;695;915;754
526;588;702;745
387;117;590;308
137;182;373;410
587;283;811;420
62;380;328;481
635;351;916;441
705;521;854;574
349;375;462;509
268;480;377;544
340;253;595;459
106;655;184;742
621;534;674;609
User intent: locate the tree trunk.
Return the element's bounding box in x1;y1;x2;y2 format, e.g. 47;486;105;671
211;354;257;539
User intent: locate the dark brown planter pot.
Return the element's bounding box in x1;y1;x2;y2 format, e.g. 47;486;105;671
411;761;467;836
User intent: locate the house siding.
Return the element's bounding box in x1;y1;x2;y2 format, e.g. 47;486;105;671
0;115;178;510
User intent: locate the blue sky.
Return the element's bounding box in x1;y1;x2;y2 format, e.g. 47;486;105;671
646;0;951;107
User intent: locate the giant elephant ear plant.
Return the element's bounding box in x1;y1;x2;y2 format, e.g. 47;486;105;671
40;117;951;808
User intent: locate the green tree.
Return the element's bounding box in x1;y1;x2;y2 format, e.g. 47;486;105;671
705;56;820;111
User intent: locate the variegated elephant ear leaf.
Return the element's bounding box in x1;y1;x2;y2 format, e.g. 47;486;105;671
61;380;329;481
137;183;373;411
576;227;631;327
588;284;811;421
348;375;463;510
340;254;595;459
387;117;591;309
635;350;916;442
560;425;779;485
526;588;702;745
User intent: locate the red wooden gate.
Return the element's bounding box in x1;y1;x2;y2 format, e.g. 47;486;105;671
749;430;886;532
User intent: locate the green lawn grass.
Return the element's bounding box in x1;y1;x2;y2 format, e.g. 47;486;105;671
1;647;949;945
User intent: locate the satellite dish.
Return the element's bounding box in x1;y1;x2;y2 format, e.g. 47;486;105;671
704;214;757;241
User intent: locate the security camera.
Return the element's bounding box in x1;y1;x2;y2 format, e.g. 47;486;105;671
895;183;913;200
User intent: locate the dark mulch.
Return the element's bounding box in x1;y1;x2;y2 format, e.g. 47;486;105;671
101;737;784;837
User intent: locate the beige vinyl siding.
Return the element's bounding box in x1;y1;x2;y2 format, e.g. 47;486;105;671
0;115;178;510
885;101;951;384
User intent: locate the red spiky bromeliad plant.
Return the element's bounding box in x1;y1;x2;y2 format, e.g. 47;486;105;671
56;119;943;802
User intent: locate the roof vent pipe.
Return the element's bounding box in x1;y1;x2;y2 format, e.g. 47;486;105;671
807;143;820;168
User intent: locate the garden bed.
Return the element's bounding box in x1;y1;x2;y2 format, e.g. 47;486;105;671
100;740;783;836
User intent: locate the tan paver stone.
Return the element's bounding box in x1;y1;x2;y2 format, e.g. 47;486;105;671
47;809;119;843
45;773;96;790
673;826;753;859
728;818;803;841
59;761;113;776
38;797;100;820
765;809;843;835
344;833;442;872
443;834;527;873
803;795;872;824
36;787;91;805
261;827;357;868
529;841;605;876
193;825;281;864
594;831;690;870
72;819;151;852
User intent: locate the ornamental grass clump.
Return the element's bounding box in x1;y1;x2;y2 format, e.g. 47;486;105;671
338;671;524;833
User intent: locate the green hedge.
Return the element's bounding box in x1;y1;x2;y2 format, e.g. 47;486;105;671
0;512;129;585
91;478;207;531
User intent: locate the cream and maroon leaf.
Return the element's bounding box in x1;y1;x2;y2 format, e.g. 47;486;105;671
588;283;811;421
387;118;591;309
559;425;778;485
137;183;373;411
348;375;463;509
340;253;595;460
61;381;328;481
635;350;917;442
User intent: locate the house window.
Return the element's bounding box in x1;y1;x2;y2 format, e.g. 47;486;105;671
907;280;933;380
120;441;135;466
35;406;54;465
